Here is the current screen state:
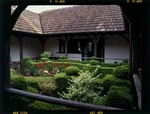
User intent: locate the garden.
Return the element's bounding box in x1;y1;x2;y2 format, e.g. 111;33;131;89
9;51;136;110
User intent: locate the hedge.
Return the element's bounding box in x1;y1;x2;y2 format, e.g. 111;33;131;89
105;85;133;110
102;75;132;95
113;65;130;80
53;74;71;97
26;101;76;110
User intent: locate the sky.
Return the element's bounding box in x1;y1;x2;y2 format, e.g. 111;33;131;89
26;5;75;13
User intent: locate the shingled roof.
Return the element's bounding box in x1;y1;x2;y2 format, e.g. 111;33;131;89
12;7;43;34
13;5;125;35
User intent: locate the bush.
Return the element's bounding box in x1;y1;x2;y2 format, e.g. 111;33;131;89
92;66;114;78
91;56;97;60
60;55;68;59
11;76;28;90
105;86;133;109
26;80;40;91
113;65;130;80
23;56;31;61
40;51;51;58
9;95;33;111
83;64;96;72
102;76;131;95
60;71;103;104
38;79;56;96
41;57;49;62
27;87;39;93
27;101;75;110
65;66;80;76
89;60;100;65
53;74;71;97
100;62;121;67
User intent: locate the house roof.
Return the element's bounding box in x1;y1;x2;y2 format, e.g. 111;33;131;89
12;5;125;35
12;7;43;34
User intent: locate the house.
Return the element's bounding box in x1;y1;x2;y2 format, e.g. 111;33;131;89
10;5;129;63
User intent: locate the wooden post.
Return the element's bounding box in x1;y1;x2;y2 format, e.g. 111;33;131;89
18;37;24;62
62;36;70;57
0;3;11;114
89;35;100;57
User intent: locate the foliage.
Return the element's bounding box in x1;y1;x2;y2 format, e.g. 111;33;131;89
41;57;49;62
53;74;71;97
100;62;121;67
23;56;31;61
113;65;130;80
91;56;97;60
40;51;51;58
89;60;100;65
9;95;32;111
10;68;16;77
105;86;133;109
26;101;75;110
27;87;38;93
60;71;103;104
101;75;131;95
83;64;96;72
11;76;27;90
60;55;68;59
65;66;80;76
38;79;56;96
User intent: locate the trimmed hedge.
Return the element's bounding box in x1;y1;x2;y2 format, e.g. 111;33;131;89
26;101;76;110
11;76;27;90
53;74;71;97
92;66;114;78
102;75;131;95
65;66;80;76
113;65;130;80
105;85;133;110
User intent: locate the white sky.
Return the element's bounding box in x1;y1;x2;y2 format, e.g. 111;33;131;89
26;5;76;13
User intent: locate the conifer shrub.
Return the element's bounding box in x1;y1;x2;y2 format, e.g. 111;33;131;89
60;71;103;104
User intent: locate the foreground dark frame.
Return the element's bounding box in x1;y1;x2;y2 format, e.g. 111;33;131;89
0;0;144;113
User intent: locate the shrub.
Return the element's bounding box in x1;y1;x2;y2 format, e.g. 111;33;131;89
65;66;80;76
89;60;100;65
11;76;28;90
60;55;68;59
102;76;131;95
83;64;96;72
92;66;114;78
100;62;121;67
41;57;49;62
92;65;102;77
105;85;133;109
10;68;17;77
23;56;31;61
53;74;71;97
38;79;56;96
9;95;32;111
60;71;103;104
27;101;75;110
26;80;40;91
40;51;51;58
91;56;97;60
27;87;39;93
100;67;114;78
113;65;130;80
